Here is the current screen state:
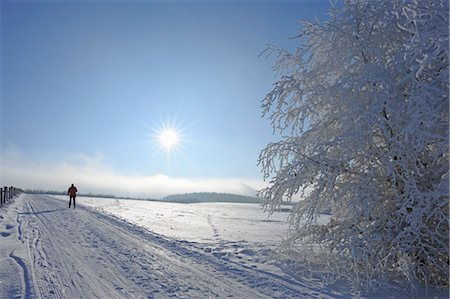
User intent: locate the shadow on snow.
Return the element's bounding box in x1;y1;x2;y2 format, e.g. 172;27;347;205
18;208;67;216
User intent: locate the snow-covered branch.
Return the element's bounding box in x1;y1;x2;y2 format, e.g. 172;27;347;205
259;0;449;293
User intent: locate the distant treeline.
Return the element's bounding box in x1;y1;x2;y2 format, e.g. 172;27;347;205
24;189;262;204
162;192;261;204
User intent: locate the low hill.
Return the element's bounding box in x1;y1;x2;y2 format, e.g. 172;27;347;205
162;192;261;204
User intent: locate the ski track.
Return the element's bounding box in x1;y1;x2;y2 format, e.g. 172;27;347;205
13;194;333;298
9;249;33;299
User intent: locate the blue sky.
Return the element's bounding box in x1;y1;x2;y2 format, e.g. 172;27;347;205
1;1;329;198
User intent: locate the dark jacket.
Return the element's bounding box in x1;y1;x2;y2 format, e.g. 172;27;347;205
68;186;78;197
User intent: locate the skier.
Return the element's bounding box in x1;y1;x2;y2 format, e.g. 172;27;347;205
67;184;78;209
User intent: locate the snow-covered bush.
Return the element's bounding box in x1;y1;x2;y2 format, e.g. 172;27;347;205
258;0;449;292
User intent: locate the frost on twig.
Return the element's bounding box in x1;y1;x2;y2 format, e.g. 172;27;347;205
258;0;449;294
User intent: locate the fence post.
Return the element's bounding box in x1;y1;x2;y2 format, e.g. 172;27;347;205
0;186;22;205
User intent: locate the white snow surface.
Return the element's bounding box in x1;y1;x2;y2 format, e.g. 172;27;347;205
1;194;447;298
53;195;291;246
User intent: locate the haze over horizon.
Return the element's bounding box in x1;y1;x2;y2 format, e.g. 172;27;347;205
1;1;329;198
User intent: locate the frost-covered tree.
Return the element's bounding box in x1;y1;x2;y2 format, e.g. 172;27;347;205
259;0;449;292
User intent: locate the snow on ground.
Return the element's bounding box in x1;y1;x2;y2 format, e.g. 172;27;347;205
52;195;329;296
1;194;447;298
1;194;344;298
58;196;291;245
53;196;334;292
0;194;32;299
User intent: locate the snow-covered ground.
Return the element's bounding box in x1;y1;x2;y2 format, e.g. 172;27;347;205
1;194;447;298
53;195;294;247
53;196;301;293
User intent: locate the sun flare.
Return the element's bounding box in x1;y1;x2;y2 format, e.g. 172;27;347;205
159;129;179;149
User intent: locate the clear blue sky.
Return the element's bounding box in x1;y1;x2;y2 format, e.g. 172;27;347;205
1;1;329;197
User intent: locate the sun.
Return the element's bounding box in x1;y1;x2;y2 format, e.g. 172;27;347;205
148;117;188;157
159;129;179;150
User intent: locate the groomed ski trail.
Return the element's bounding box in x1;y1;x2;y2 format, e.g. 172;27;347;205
14;194;331;298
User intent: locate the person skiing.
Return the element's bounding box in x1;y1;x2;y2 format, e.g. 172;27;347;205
67;184;78;209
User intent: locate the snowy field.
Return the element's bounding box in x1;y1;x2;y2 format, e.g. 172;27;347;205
2;194;341;298
52;195;295;279
50;195;450;299
1;194;447;298
54;195;291;244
